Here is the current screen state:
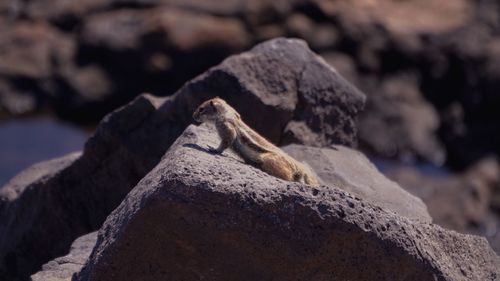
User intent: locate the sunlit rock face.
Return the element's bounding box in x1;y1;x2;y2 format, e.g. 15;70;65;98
0;38;365;281
75;124;500;281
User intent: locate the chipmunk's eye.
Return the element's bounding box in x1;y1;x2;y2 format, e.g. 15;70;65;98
199;107;205;113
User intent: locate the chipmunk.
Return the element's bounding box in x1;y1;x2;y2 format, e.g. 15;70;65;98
193;97;320;186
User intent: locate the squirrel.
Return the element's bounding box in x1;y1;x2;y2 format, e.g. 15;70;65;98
193;97;320;186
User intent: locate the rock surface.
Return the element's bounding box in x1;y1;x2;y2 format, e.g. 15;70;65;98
0;152;81;280
382;157;500;254
75;124;500;281
2;1;500;279
169;37;365;147
0;38;364;281
283;144;431;222
31;232;97;281
0;94;169;281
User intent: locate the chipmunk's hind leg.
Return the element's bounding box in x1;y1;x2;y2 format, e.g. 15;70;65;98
303;172;320;186
260;153;294;182
293;171;319;186
293;172;304;183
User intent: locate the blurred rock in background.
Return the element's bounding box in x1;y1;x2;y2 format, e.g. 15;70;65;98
1;0;499;168
378;156;500;254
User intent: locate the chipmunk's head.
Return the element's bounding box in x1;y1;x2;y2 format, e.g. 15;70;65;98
193;97;238;123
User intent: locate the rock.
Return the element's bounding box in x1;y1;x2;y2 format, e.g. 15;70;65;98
425;24;500;168
151;8;251;51
357;73;445;164
382;157;500;254
0;79;37;116
0;21;54;79
1;0;368;129
312;0;500;168
0;0;499;171
318;0;473;36
23;0;295;23
285;13;339;50
59;65;112;104
0;94;168;281
321;52;359;85
0;20;109;121
0;38;364;280
384;164;491;232
76;124;500;281
282;144;431;222
171;38;365;146
0;152;81;280
24;0;114;22
81;7;251;52
31;232;97;281
80;9;149;52
74;7;252;123
0;1;16;18
0;152;80;201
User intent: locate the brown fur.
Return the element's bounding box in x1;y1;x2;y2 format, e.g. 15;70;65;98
193;97;320;186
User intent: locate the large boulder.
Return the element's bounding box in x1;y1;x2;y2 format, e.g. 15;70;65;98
0;94;168;281
31;232;97;281
283;144;431;222
76;124;500;281
0;38;364;280
168;37;365;147
0;152;81;280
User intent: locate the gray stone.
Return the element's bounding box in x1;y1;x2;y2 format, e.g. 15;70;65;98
0;38;365;280
76;124;500;281
31;232;97;281
0;94;167;281
383;157;500;254
0;152;81;279
282;144;431;222
169;37;365;147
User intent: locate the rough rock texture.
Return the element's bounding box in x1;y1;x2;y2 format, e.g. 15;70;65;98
170;38;365;147
0;94;170;281
31;232;97;281
382;157;500;254
0;38;364;281
0;94;167;281
282;144;431;222
76;124;500;281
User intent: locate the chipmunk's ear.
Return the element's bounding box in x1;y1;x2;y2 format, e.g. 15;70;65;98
209;100;215;107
